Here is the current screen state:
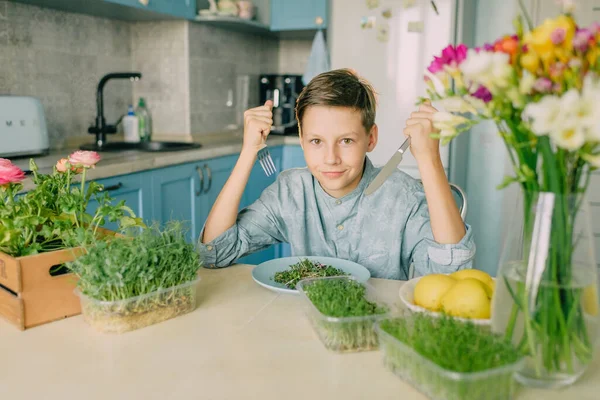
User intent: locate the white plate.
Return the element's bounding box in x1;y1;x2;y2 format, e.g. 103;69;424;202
398;275;492;326
252;256;371;294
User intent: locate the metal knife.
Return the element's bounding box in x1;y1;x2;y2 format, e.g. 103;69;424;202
364;137;411;196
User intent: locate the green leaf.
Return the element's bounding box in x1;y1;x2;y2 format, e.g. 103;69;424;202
497;175;519;190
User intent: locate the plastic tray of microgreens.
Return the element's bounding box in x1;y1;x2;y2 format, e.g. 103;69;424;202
375;314;525;400
69;222;202;334
76;277;200;334
296;276;394;353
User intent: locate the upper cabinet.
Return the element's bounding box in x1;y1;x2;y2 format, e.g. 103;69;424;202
270;0;328;31
106;0;197;19
13;0;197;21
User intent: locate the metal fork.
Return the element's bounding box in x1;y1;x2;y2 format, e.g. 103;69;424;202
257;141;277;176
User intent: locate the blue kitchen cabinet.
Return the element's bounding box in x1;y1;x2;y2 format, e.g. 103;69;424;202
86;172;153;232
270;0;328;31
281;145;305;170
105;0;196;19
151;163;201;242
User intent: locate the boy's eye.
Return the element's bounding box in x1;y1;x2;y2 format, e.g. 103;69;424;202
341;138;354;144
310;139;321;145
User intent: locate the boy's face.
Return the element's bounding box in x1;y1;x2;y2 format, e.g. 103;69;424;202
300;106;378;198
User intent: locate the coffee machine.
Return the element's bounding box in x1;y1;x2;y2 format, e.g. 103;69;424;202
259;74;304;135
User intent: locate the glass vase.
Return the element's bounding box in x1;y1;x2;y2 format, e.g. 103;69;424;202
491;189;599;389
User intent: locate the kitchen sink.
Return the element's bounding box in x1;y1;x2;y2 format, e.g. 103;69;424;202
80;141;202;152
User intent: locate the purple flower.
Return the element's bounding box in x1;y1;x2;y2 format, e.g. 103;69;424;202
472;86;492;103
551;28;566;45
573;29;593;52
427;58;444;74
427;44;468;73
533;78;553;93
474;43;494;53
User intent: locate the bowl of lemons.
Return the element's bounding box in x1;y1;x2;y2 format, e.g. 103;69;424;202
398;269;495;325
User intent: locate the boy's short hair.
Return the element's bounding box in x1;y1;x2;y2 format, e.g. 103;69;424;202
295;68;377;134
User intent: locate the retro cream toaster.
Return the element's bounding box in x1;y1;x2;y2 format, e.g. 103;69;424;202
0;95;50;158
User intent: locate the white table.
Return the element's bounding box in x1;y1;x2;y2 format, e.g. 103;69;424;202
1;265;598;399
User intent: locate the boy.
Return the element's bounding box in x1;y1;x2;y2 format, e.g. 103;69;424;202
198;69;475;280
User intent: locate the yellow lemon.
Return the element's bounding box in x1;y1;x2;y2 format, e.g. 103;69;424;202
583;284;599;317
441;278;491;319
450;269;494;298
413;274;457;312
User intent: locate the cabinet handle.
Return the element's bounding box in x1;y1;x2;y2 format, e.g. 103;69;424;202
195;166;204;196
103;182;123;191
203;164;212;193
315;16;324;26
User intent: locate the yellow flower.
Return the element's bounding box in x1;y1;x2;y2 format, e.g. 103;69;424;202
520;52;540;73
524;15;576;61
587;46;600;67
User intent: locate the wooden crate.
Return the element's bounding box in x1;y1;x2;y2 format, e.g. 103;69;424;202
0;228;117;330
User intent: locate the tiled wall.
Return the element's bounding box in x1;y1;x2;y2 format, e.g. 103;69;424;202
0;1;133;149
278;39;312;75
188;23;279;134
0;1;313;147
131;21;191;136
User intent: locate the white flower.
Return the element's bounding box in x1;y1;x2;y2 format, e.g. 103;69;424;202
522;95;562;135
464;95;491;117
519;72;536;95
459;50;512;92
556;0;576;13
437;96;477;114
432;111;469;138
424;70;448;97
550;123;586;150
507;87;525;108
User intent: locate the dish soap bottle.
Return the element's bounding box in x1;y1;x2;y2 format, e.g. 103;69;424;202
136;97;152;142
123;105;139;143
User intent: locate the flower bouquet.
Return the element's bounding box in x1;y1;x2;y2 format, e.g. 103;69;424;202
421;1;600;388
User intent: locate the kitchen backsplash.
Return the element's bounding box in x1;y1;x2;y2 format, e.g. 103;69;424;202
0;1;311;148
278;39;312;75
0;1;132;149
131;21;191;136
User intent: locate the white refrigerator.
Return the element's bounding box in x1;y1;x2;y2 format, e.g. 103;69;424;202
328;0;474;182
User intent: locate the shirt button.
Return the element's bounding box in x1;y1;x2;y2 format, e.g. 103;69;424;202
337;225;344;231
206;245;213;251
335;200;342;205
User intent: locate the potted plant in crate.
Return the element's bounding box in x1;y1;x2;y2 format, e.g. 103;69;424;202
67;221;202;334
0;152;142;330
420;1;599;388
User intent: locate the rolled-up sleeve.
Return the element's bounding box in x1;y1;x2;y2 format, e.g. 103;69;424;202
197;185;286;268
401;190;476;277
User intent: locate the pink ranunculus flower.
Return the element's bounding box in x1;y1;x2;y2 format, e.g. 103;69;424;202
56;158;71;173
427;44;468;74
68;151;101;168
0;158;13;167
0;162;26;185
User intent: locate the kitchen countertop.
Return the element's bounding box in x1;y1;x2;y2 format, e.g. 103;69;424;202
12;133;301;192
0;264;598;400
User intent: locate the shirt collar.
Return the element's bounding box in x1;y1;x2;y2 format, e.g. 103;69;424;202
313;156;377;202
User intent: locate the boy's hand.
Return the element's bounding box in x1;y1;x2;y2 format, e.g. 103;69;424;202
404;100;441;162
242;100;273;154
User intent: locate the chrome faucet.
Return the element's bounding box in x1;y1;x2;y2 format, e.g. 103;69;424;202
82;72;142;150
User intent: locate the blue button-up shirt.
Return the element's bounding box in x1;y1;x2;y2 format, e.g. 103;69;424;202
198;157;475;280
